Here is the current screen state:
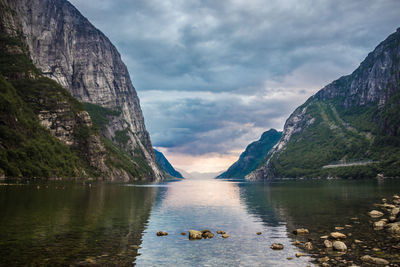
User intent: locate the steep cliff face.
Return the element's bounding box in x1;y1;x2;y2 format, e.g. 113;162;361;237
247;28;400;180
218;129;282;179
3;0;163;180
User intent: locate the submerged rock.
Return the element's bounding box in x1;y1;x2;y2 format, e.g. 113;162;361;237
360;255;389;265
295;253;305;257
329;232;347;239
181;232;186;235
256;232;262;235
332;241;347;251
368;210;384;218
216;230;226;234
303;242;313;250
270;243;284;250
318;256;329;263
293;228;309;235
221;234;230;238
386;223;400;234
374;219;387;228
324;240;333;248
189;230;203;240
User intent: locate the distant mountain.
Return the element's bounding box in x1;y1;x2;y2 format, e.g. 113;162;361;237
217;129;282;178
154;149;183;178
247;28;400;180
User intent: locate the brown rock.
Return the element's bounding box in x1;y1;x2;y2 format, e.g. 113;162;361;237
324;240;332;248
256;232;262;235
303;242;313;250
156;231;168;236
318;256;329;263
216;230;226;234
293;228;309;235
295;253;305;257
181;232;186;235
329;232;347;239
360;255;389;265
270;243;284;250
368;210;384;218
189;230;203;240
221;234;230;238
332;241;347;251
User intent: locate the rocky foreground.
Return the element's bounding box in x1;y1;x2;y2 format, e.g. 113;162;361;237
291;194;400;266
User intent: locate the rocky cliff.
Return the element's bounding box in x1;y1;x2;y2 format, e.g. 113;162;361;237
0;0;163;181
247;28;400;180
217;129;281;179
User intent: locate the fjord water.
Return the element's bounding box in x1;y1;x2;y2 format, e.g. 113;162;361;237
2;179;400;266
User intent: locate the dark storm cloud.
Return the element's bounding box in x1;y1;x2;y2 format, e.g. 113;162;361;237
69;0;400;158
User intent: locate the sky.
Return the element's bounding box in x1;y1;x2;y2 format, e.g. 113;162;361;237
69;0;400;173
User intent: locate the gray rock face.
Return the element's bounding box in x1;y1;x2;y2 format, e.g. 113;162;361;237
5;0;163;180
247;28;400;180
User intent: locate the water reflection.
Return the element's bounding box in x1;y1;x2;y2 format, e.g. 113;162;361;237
135;178;311;266
0;183;158;266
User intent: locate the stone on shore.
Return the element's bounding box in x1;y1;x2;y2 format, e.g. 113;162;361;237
332;241;347;251
156;231;168;236
293;228;309;235
374;219;387;228
330;232;347;239
368;210;384;218
270;243;284;250
189;230;203;240
334;226;344;230
221;234;230;238
386;223;400;234
216;230;226;234
324;240;332;248
391;207;400;217
295;253;304;257
318;256;329;263
256;232;262;235
360;255;389;265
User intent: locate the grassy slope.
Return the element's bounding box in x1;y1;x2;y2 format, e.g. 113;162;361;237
270;97;400;178
0;34;91;178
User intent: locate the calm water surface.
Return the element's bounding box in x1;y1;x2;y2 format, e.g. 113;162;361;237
1;178;400;266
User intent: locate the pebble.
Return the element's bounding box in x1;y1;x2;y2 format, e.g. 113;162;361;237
332;241;347;251
324;240;332;248
256;232;262;235
293;228;309;235
329;232;347;239
360;255;389;265
156;231;168;236
303;242;313;250
368;210;384;218
270;243;284;250
221;234;230;238
295;253;305;257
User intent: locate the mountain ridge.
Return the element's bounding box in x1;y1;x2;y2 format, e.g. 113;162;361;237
247;27;400;180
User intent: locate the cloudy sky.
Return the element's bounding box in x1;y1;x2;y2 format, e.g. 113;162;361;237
70;0;400;173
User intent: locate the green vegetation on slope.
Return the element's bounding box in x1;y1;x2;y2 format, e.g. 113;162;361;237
218;129;282;178
270;98;400;179
82;102;121;131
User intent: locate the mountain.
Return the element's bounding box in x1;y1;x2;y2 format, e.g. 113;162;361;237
0;0;163;181
247;28;400;180
154;149;183;179
217;129;282;179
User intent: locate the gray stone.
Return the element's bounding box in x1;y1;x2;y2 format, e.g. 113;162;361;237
360;255;389;265
324;240;332;248
332;241;347;251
